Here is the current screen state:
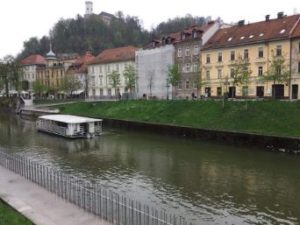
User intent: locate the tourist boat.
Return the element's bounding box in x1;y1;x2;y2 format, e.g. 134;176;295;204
36;115;103;139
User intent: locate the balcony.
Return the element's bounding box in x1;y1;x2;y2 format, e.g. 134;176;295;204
254;57;267;64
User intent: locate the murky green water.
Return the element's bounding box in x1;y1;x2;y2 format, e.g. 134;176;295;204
0;113;299;224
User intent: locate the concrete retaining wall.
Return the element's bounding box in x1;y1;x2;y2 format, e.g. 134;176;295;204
103;118;300;154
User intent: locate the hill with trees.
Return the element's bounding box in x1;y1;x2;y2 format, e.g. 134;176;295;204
16;13;209;61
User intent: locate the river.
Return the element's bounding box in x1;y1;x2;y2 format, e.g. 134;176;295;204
0;113;299;225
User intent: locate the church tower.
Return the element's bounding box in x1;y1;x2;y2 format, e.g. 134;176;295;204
85;1;93;16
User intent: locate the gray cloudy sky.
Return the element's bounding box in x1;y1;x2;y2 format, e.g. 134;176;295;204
0;0;299;58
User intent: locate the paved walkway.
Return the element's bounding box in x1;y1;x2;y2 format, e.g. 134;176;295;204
0;166;111;225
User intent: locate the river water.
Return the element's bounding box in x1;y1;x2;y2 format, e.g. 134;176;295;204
0;113;299;225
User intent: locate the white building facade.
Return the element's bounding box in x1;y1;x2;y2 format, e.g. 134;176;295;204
136;45;175;100
87;46;138;98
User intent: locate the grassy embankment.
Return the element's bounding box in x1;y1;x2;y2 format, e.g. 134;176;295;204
59;100;300;138
0;200;33;225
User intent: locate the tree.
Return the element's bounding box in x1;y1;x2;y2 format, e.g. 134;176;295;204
231;55;252;109
60;75;83;96
147;70;155;99
0;61;9;97
33;80;48;97
123;64;137;94
263;53;291;99
109;70;121;98
167;64;181;99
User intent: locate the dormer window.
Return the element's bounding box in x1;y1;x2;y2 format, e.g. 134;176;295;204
259;33;264;37
228;37;233;42
249;35;254;39
240;36;245;40
280;29;286;34
181;33;186;41
192;30;198;39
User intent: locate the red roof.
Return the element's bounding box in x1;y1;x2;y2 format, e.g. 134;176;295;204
21;54;47;66
89;46;138;65
145;21;216;49
67;52;95;74
203;14;300;50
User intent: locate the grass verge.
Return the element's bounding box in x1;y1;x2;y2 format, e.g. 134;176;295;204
58;100;300;138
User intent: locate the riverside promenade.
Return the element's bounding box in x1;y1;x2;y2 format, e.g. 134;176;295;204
0;166;111;225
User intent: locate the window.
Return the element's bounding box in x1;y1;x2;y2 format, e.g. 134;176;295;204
107;65;111;73
186;80;190;89
186;63;191;72
177;48;182;57
258;66;263;76
217;87;222;97
185;48;190;56
193;63;198;72
91;77;95;87
230;68;235;78
298;62;300;73
298;42;300;53
193;46;199;55
116;64;119;72
206;70;210;80
242;86;248;97
230;51;235;61
276;65;281;75
218;52;222;62
276;45;282;56
244;49;249;60
258;47;264;58
99;76;103;85
206;54;211;64
218;69;222;79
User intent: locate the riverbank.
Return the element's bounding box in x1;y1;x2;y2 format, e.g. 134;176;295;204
59;100;300;138
0;200;33;225
0;165;111;225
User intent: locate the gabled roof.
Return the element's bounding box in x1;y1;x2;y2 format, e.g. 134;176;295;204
21;54;47;66
145;21;216;49
99;11;114;18
67;52;95;74
203;14;300;51
88;46;138;65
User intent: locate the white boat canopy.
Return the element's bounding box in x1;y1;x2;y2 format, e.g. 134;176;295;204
39;115;102;124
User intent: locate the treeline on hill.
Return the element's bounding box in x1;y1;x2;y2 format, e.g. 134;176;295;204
17;13;209;60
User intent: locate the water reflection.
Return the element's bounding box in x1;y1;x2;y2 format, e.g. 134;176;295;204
0;113;299;224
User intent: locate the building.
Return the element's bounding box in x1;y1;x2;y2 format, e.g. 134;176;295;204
84;1;114;25
99;12;115;25
201;13;300;99
20;54;47;91
87;46;138;98
85;1;93;16
136;44;175;100
36;45;77;95
174;21;220;99
66;52;95;98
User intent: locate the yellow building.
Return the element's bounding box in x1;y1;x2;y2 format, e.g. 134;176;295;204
36;48;77;93
201;13;300;99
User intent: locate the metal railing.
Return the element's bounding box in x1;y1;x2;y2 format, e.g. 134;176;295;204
0;150;194;225
37;122;67;136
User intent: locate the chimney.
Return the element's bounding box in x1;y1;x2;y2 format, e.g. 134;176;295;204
265;15;270;21
277;12;284;19
238;20;245;26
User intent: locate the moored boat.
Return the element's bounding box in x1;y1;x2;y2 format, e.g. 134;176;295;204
36;115;103;139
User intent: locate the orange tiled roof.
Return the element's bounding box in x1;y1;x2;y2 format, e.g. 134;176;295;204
145;21;216;49
67;52;95;74
21;54;47;66
89;46;138;65
203;14;300;50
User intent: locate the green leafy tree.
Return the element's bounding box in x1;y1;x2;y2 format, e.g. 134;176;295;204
109;70;121;98
167;64;182;99
123;64;137;94
33;80;48;96
60;75;82;96
231;55;252;109
263;53;291;99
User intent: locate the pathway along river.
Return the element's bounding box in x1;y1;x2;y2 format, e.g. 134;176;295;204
0;113;299;225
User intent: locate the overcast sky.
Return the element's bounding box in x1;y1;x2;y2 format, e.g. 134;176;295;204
0;0;299;59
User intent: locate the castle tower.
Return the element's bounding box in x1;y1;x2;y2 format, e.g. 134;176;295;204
85;1;93;16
